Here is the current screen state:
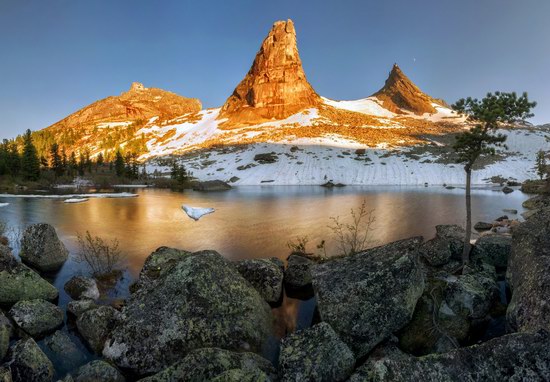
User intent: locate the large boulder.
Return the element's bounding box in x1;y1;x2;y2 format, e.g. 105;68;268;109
131;247;192;292
434;225;465;260
0;311;11;362
103;250;273;375
9;299;63;338
311;237;425;358
9;338;54;382
76;306;122;354
138;348;277;382
278;322;355;382
471;235;512;270
19;223;68;272
235;258;284;303
73;360;125;382
210;368;270;382
350;330;550;381
507;208;550;332
0;248;58;305
67;299;98;319
64;276;100;300
43;330;87;375
0;367;11;382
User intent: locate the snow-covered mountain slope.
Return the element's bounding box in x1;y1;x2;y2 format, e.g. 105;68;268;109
147;126;549;186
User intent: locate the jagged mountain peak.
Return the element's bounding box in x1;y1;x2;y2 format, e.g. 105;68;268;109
372;63;445;115
129;82;146;92
218;18;320;126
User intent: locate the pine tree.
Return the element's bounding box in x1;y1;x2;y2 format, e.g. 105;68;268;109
20;129;40;181
96;152;104;169
535;150;547;180
452;92;536;264
50;143;64;177
114;150;125;177
69;151;78;177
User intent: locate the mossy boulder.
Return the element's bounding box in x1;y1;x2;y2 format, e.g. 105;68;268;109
235;258;284;303
278;322;355;382
210;368;271;382
284;253;315;295
0;311;11;362
434;225;465;260
0;367;11;382
471;235;512;269
104;250;273;375
73;360;125;382
67;299;98;318
138;348;276;382
350;330;550;381
19;223;68;272
9;299;64;338
9;338;54;382
64;276;100;301
0;249;58;305
507;208;550;332
312;237;425;358
131;247;192;292
76;306;122;354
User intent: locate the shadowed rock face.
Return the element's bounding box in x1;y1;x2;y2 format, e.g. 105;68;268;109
372;64;446;115
219;19;320;126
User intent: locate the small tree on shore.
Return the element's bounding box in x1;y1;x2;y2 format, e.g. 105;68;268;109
452;92;536;264
535;150;547;180
20;129;40;181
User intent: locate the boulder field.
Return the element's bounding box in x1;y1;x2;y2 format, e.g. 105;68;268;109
1;207;550;381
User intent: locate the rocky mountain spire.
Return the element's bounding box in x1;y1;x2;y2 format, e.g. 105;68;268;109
372;64;445;115
218;19;320;126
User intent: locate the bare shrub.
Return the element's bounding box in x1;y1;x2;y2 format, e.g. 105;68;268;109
328;200;376;256
287;235;310;254
76;231;126;277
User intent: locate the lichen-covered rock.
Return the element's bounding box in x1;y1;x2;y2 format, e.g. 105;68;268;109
434;225;465;260
210;368;271;382
522;195;550;210
64;276;100;300
103;250;273;375
77;306;122;354
19;223;68;272
132;247;192;292
235;258;284;303
471;235;512;269
43;331;87;375
73;360;125;382
0;367;11;382
0;311;10;362
9;299;63;338
443;264;498;320
138;348;276;382
67;299;98;318
418;238;452;267
507;208;550;332
0;249;58;305
284;253;315;290
278;322;355;382
350;330;550;382
312;237;425;358
10;338;54;382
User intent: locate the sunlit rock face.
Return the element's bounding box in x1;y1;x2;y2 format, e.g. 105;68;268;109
372;63;446;115
219;19;321;126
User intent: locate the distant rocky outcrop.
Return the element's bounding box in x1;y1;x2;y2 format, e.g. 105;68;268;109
372;64;446;115
219;19;321;126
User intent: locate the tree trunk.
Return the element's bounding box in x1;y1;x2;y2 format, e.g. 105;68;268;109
462;166;472;265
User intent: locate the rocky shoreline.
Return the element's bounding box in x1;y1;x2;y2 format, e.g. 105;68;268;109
0;195;549;381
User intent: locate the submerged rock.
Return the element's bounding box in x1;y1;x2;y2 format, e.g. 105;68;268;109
64;276;100;300
72;360;125;382
9;338;54;382
312;237;425;358
474;221;493;231
235;258;284;303
139;348;276;382
0;249;58;305
350;330;550;381
77;306;122;354
43;330;87;374
103;250;273;375
278;322;355;382
19;223;68;272
9;299;64;338
507;208;550;332
471;235;512;269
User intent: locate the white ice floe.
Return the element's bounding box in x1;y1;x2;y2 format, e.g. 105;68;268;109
0;193;138;199
0;203;9;208
64;198;89;204
182;205;215;221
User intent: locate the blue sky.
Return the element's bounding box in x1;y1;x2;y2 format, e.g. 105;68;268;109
1;0;549;139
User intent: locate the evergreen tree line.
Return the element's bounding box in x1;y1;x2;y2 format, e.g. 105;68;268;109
0;129;145;181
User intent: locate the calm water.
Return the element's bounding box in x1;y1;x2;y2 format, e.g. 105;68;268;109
0;185;530;372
